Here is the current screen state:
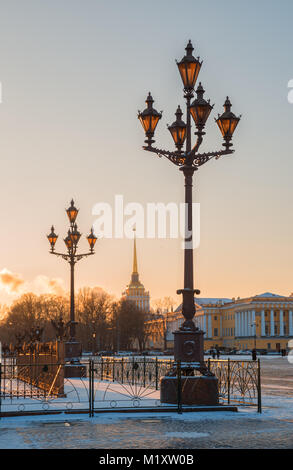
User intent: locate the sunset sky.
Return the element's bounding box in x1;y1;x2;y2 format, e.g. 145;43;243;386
0;0;293;307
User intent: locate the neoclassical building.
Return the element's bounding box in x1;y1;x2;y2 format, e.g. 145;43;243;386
122;232;150;312
145;292;293;352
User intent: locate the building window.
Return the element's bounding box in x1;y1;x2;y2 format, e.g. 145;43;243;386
214;328;218;337
214;316;217;320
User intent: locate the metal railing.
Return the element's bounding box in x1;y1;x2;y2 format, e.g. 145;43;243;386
207;358;261;412
0;356;261;416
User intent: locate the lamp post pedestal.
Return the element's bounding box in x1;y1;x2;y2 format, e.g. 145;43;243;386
160;328;219;405
65;339;82;361
174;328;204;363
64;340;86;378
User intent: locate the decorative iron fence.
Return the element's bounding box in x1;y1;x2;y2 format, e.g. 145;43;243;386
0;356;261;417
207;358;261;412
93;356;173;388
90;357;174;411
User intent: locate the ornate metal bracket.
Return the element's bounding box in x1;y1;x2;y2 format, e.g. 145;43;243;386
143;145;234;169
50;251;94;263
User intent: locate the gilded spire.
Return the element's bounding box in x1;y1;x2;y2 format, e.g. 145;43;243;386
130;228;140;285
133;228;138;274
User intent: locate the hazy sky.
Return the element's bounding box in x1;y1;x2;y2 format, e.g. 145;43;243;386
0;0;292;306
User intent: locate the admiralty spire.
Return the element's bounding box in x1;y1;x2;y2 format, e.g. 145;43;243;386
122;230;150;312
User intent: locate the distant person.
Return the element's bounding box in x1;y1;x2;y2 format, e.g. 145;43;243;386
212;349;216;359
216;348;220;359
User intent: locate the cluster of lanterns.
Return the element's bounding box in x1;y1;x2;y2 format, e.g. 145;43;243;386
47;199;97;254
138;40;240;152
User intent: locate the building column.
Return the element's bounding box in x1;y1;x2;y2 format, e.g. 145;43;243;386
245;311;248;336
241;312;244;337
208;315;212;338
270;309;275;337
279;309;284;336
252;310;256;337
246;311;249;336
235;313;238;337
261;310;265;336
247;311;250;336
248;311;252;336
289;311;293;336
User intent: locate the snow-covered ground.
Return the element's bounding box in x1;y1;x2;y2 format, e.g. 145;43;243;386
1;394;293;449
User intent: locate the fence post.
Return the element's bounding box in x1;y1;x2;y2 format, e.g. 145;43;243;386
132;356;135;386
89;360;92;417
177;360;182;415
208;358;210;372
227;358;230;405
101;357;104;381
257;358;262;413
0;362;2;419
143;356;146;388
155;356;158;391
121;357;124;384
92;359;95;416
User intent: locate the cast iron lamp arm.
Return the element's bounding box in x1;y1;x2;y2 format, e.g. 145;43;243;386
143;142;234;168
49;251;95;263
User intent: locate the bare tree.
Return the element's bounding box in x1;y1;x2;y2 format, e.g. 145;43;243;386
76;287;113;351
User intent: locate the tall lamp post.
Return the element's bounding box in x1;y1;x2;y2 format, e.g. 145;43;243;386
47;199;97;367
138;41;241;405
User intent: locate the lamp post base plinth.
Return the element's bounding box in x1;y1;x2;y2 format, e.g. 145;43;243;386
160;328;218;406
173;329;204;363
65;340;82;361
64;341;86;378
160;375;219;406
64;363;86;378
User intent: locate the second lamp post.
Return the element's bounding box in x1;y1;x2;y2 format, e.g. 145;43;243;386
47;200;97;360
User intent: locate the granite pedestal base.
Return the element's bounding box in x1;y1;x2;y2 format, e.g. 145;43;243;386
160;375;219;406
160;327;218;405
64;341;85;378
64;363;86;378
65;341;82;361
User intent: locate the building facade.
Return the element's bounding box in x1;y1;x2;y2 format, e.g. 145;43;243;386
146;292;293;352
121;232;150;312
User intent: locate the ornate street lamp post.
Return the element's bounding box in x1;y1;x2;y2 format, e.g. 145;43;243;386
47;199;97;367
138;41;241;405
